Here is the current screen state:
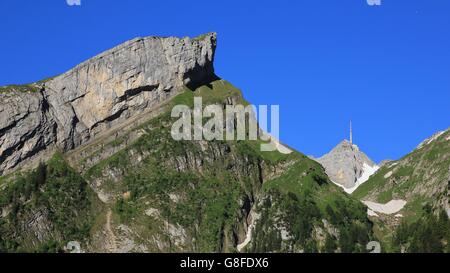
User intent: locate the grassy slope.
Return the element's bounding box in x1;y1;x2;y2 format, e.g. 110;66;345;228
0;77;56;93
0;153;104;252
352;129;449;252
82;80;372;252
0;79;372;252
0;84;39;93
353;129;449;221
252;158;372;253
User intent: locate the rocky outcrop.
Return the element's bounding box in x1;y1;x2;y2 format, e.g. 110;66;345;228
0;33;217;174
317;140;378;189
0;89;57;174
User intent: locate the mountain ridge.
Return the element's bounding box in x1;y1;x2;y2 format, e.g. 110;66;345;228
0;33;374;253
1;32;447;253
352;128;449;252
0;33;217;175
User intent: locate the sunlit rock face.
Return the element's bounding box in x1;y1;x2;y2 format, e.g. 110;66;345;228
317;140;377;189
0;33;217;174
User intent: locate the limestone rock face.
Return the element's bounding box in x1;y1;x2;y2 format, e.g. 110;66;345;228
0;33;217;174
0;89;57;173
317;140;377;189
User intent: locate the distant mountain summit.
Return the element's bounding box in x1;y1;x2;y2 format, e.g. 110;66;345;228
317;139;379;192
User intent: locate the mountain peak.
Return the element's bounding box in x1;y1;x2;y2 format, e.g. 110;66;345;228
0;33;217;175
317;140;378;191
337;139;357;148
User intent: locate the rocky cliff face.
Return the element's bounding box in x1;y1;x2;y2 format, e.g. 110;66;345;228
0;80;373;253
0;34;374;253
317;140;378;190
0;33;217;175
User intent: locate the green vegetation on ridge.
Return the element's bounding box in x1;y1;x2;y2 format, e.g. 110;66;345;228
0;153;103;252
1;79;375;253
352;129;450;252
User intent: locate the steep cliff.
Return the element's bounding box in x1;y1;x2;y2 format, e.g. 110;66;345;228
0;33;373;253
0;33;216;175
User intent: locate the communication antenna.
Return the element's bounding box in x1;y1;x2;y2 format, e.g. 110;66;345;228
350;120;353;145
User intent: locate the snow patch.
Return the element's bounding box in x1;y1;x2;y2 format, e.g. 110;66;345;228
367;209;379;217
329;179;349;192
417;131;445;149
344;163;379;194
270;136;293;155
384;171;393;179
363;200;407;215
260;131;292;155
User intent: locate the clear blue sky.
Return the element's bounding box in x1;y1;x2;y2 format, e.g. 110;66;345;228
1;0;449;162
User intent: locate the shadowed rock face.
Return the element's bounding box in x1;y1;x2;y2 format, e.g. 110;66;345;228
0;33;217;174
317;140;377;188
